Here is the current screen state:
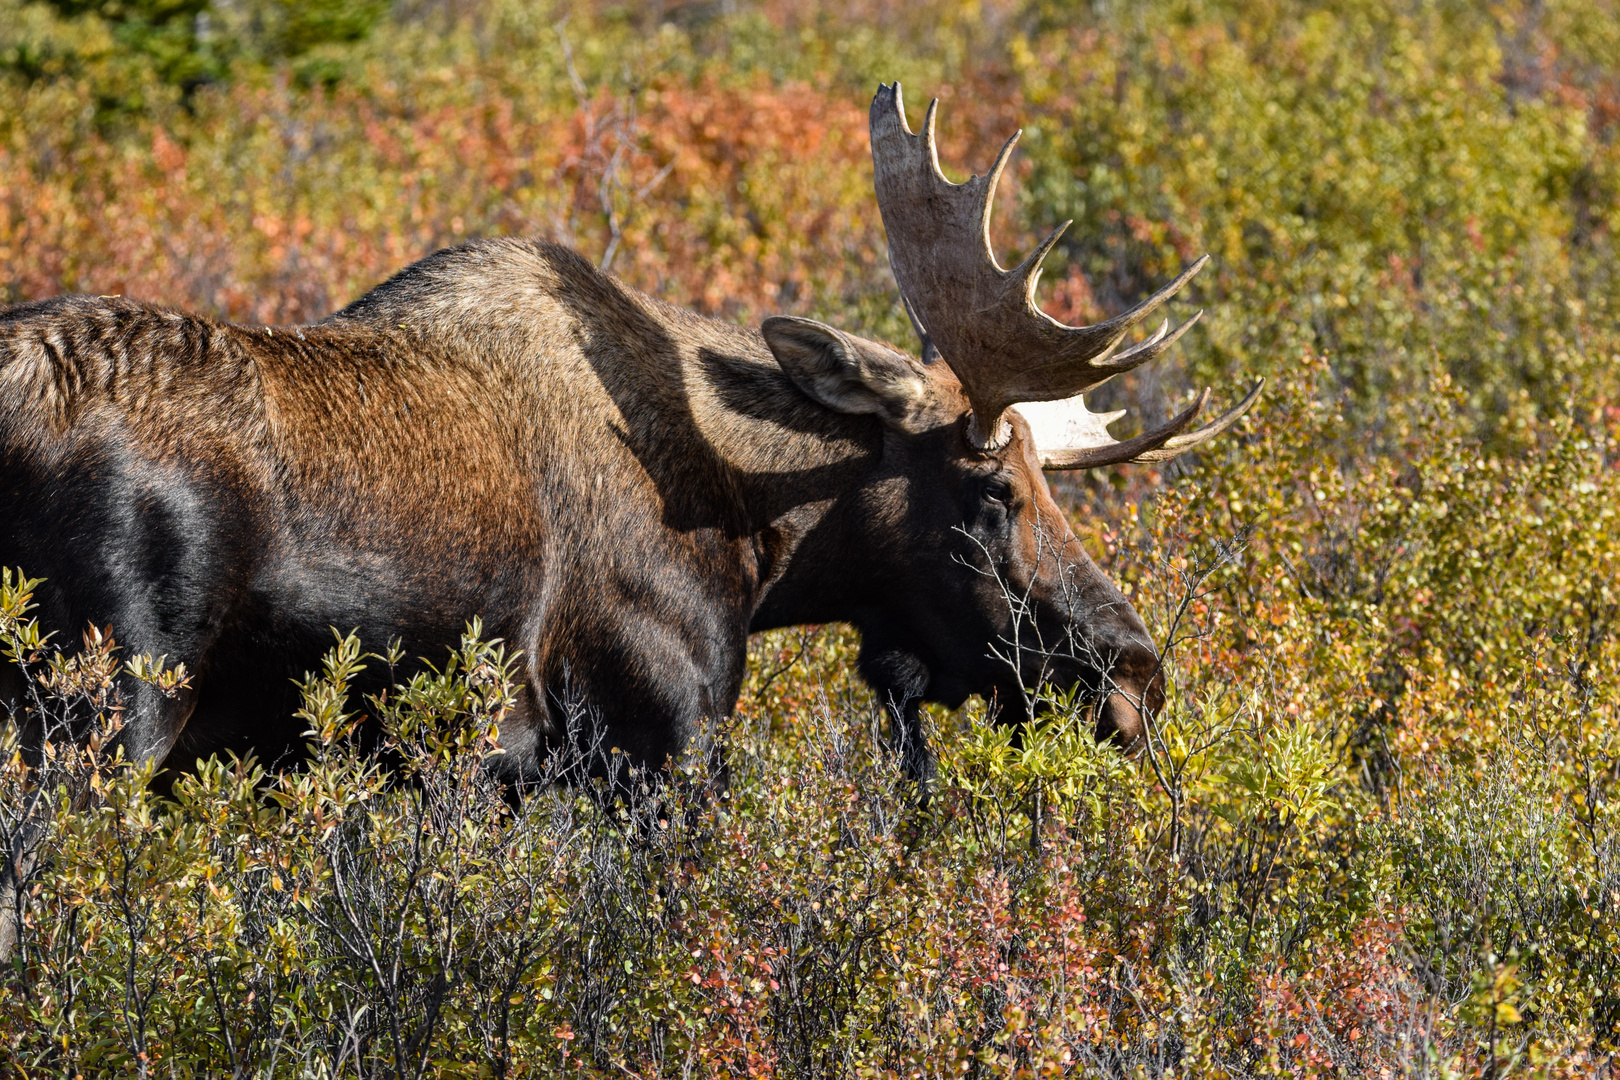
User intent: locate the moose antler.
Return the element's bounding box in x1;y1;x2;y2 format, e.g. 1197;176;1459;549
870;82;1260;461
1016;382;1264;469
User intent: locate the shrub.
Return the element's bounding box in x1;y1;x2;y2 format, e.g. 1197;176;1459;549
3;0;1620;1074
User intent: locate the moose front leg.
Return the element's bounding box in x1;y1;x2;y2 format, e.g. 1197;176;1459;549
857;640;934;784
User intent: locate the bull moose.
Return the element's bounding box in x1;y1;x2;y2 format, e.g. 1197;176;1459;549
0;83;1258;794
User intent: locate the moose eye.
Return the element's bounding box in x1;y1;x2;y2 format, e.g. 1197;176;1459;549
983;477;1014;505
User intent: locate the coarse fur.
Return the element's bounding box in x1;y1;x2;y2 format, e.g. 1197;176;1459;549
0;237;1160;789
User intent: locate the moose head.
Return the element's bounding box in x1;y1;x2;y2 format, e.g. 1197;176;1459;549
756;84;1261;773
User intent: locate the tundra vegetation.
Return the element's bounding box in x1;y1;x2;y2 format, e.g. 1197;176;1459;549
2;0;1620;1075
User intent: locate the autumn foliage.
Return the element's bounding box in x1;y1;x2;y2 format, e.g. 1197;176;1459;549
4;0;1620;1075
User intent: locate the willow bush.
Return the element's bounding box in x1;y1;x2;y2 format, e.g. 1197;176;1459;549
3;0;1620;1075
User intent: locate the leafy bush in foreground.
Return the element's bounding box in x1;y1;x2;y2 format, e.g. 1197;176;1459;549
2;485;1617;1077
2;0;1620;1074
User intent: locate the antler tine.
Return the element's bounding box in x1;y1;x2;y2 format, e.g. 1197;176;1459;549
1029;391;1209;470
1012;219;1072;299
1020;259;1208;382
1132;379;1265;462
1094;310;1203;375
1120;319;1172;359
1088;256;1209;354
870;82;1214;447
976;132;1023;272
919;98;947;185
919;94;1024;274
1028;378;1264;470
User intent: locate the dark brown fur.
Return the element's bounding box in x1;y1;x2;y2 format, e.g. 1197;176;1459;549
0;238;1160;787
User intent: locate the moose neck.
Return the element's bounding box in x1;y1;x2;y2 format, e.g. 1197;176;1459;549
679;327;891;630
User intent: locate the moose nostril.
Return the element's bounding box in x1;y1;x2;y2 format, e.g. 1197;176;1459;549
1097;691;1147;749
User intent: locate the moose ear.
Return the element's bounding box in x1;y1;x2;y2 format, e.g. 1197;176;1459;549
762;316;928;426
